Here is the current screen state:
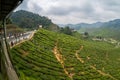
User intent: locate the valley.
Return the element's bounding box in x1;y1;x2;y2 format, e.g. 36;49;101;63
1;1;120;80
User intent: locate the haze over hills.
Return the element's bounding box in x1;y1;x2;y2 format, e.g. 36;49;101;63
59;19;120;40
59;19;120;29
58;22;103;29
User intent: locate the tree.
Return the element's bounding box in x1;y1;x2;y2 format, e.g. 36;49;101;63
60;26;72;35
10;10;53;30
84;32;89;38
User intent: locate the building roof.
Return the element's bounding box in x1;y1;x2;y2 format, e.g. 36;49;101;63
0;0;23;21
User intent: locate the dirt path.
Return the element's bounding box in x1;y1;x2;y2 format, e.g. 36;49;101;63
105;52;109;60
19;49;29;57
53;41;74;80
75;46;117;80
75;46;84;63
90;65;117;80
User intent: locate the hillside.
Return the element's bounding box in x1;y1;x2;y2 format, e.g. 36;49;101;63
63;19;120;40
10;29;120;80
11;10;59;31
6;24;24;34
10;10;82;37
59;22;103;30
78;19;120;40
90;19;120;40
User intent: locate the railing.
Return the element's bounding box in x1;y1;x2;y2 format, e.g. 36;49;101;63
0;38;19;80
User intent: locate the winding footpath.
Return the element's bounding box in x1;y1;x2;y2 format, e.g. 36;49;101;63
53;41;74;80
75;46;117;80
75;46;84;63
90;65;117;80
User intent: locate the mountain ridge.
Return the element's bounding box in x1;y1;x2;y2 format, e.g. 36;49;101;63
60;19;120;40
58;19;120;29
11;10;59;31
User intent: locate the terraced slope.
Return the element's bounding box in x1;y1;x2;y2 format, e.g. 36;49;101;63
11;29;120;80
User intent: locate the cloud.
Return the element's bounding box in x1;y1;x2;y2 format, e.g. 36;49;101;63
16;0;43;13
16;0;120;24
16;0;29;10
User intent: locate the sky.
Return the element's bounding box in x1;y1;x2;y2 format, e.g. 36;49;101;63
16;0;120;24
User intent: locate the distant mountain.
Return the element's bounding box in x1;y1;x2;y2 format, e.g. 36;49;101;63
59;19;120;40
61;19;120;30
78;19;120;40
91;19;120;40
11;10;59;31
57;24;67;27
101;19;120;28
58;22;103;30
11;10;80;36
77;22;103;28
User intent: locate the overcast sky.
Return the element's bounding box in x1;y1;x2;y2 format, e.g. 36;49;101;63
16;0;120;24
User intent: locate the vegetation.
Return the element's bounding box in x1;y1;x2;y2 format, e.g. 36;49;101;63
60;26;72;35
10;10;80;36
77;19;120;40
11;29;120;80
0;18;24;36
6;24;24;35
11;10;59;31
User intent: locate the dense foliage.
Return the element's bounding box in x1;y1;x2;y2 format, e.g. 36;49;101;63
11;29;120;80
11;10;58;31
6;24;24;35
60;26;72;35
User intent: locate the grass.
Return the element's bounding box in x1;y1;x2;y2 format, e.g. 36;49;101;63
11;29;120;80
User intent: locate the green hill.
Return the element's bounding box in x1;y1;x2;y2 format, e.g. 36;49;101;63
90;19;120;40
6;24;24;34
87;27;120;40
11;29;120;80
10;10;82;37
77;19;120;40
11;10;59;31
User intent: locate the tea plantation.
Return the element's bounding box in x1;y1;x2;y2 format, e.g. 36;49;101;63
10;29;120;80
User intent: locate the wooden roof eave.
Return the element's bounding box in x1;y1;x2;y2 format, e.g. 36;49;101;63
0;0;23;21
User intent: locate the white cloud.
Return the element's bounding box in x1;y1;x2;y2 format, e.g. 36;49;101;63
16;0;120;24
